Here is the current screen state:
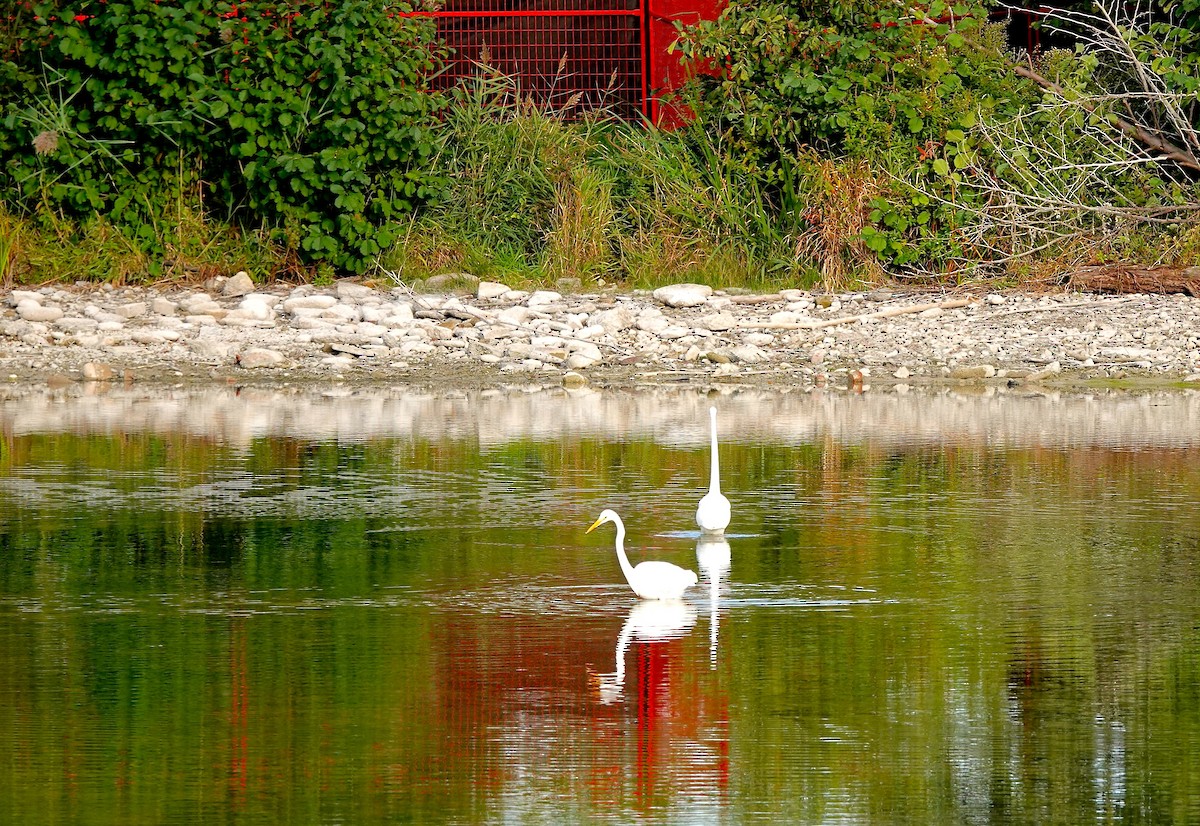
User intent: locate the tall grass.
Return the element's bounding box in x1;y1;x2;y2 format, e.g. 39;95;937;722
382;68;865;291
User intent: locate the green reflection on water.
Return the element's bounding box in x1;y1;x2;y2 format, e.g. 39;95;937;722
2;416;1200;824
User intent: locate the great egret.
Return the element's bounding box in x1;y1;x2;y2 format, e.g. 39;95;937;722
586;509;698;600
696;406;731;534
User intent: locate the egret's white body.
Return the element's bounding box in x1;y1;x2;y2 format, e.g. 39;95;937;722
696;407;731;534
595;599;697;704
586;509;698;600
696;536;731;668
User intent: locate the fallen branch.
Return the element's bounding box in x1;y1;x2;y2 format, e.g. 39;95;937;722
1065;263;1200;296
745;297;976;330
1011;64;1200;173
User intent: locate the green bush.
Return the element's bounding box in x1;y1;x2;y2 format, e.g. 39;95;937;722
0;0;446;275
676;0;1039;268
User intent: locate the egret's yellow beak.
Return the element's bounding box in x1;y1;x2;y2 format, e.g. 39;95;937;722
586;516;604;534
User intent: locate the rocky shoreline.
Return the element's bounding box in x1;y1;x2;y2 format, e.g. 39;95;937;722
2;274;1199;390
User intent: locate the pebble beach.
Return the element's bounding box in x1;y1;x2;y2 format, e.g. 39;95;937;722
2;272;1199;389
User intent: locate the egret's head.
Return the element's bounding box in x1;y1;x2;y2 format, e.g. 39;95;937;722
586;509;619;534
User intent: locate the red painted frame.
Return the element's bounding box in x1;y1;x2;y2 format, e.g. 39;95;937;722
427;0;723;125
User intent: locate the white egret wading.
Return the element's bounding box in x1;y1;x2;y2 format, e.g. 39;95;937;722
696;406;731;534
586;509;698;600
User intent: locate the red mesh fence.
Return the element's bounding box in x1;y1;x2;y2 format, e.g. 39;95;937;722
430;0;648;120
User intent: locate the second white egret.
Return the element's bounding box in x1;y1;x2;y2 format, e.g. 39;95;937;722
696;406;731;533
586;509;698;600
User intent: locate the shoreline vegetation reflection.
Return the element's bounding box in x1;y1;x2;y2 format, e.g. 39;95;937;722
1;385;1199;822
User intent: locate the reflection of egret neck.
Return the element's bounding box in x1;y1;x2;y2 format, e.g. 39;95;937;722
598;600;698;705
708;407;721;495
696;537;731;668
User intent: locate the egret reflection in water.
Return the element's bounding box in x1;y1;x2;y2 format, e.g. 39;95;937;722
696;535;731;668
594;599;697;705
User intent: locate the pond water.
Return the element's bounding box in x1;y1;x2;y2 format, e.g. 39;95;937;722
2;385;1199;824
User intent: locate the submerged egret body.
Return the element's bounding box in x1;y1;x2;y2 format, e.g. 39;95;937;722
696;406;731;534
586;509;698;600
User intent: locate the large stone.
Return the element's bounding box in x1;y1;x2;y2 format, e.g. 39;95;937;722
527;290;562;307
653;283;712;308
152;297;178;315
696;312;736;332
16;300;63;322
9;290;40;306
636;314;669;334
237;348;285;368
498;306;532;326
728;344;769;364
223;271;255;297
593;305;634;334
115;302;147;319
477;281;510;300
284;294;338;313
336;281;376;303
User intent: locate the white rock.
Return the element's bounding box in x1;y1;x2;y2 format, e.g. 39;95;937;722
636;315;669;334
389;302;414;325
115;302;147;319
55;317;98;331
567;341;603;362
593;306;634;334
189;340;235;360
696;312;736;332
498;306;532;326
745;333;775;346
10;290;41;306
132;330;178;344
653;283;712;308
526;290;562;307
237;348;285;368
152;297;178;315
659;325;690;340
477;281;510;300
223;271;255;297
565;352;600;369
336;282;375;303
17;300;63;322
728;344;769;363
284;294;338;313
986;294;1007;305
769;311;801;325
321;304;360;322
894;366;911;379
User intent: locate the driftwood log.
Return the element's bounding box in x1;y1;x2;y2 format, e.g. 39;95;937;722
1065;264;1200;296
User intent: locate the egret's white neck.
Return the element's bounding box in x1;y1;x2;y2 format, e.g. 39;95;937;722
610;515;637;587
708;408;721;494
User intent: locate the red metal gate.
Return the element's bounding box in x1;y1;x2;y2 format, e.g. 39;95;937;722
430;0;722;124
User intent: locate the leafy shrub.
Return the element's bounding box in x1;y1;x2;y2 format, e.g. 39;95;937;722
675;0;1042;269
0;0;446;275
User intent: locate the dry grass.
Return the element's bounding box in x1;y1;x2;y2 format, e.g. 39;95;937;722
794;158;886;291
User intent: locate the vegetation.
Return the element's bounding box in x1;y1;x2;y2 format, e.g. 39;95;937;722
2;0;1200;289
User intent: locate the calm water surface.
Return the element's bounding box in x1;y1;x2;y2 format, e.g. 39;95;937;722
2;386;1199;824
